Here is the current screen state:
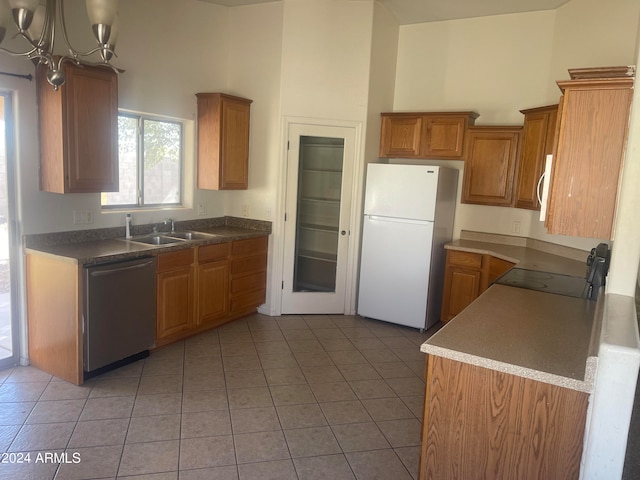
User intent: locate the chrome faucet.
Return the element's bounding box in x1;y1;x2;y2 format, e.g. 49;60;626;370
164;218;175;233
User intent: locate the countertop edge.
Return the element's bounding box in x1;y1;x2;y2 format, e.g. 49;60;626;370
420;343;596;393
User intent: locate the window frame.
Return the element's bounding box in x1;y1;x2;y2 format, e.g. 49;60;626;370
101;111;185;210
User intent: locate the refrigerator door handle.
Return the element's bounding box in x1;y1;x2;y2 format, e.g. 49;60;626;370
366;215;431;225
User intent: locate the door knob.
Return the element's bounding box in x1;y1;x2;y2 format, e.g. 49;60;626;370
341;230;346;235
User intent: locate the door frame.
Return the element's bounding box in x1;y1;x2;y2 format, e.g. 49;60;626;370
266;116;364;317
0;91;22;369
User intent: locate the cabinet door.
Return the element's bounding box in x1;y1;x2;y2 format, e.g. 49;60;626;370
220;97;251;189
441;266;482;322
196;93;252;190
38;62;118;193
198;260;229;326
423;116;467;158
515;106;558;210
379;114;423;157
462;127;522;206
157;266;195;340
546;77;633;239
156;249;195;342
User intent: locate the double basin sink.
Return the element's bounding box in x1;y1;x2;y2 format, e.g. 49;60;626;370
126;231;219;246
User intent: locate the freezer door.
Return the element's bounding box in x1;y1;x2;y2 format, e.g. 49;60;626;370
364;164;440;221
357;215;434;329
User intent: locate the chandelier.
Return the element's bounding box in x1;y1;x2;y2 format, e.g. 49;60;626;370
0;0;119;89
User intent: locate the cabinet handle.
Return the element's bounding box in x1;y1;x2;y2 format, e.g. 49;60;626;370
536;172;545;205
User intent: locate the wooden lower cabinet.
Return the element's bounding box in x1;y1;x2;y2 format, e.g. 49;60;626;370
420;355;588;480
25;253;83;385
441;250;514;322
197;243;230;327
230;236;268;317
155;236;268;347
156;249;197;342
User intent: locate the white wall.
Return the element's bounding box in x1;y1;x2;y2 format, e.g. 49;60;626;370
547;0;640;93
280;0;373;121
364;2;399;166
226;2;284;221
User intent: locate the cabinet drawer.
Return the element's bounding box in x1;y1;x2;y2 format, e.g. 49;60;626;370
198;242;230;263
232;236;268;257
447;250;482;269
157;248;195;273
230;289;266;312
231;271;267;296
232;255;267;276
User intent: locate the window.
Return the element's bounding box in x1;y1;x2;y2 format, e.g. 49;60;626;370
102;113;183;208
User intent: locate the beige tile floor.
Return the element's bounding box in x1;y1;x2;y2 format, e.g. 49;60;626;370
0;314;439;480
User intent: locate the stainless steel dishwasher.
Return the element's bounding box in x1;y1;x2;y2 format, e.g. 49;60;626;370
83;256;156;377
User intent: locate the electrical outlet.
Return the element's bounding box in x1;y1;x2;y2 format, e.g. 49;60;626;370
512;221;521;234
73;210;93;225
265;208;271;220
242;204;249;217
197;204;206;216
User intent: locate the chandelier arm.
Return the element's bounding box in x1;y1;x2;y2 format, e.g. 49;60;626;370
81;45;117;58
43;0;57;56
0;34;41;58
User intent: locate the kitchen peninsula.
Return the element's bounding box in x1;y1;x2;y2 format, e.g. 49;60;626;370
419;232;599;479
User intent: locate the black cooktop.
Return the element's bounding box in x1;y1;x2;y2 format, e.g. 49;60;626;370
494;268;590;299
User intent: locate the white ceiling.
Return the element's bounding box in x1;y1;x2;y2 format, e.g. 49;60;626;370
198;0;572;25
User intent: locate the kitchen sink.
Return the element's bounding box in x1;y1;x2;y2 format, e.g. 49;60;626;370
164;231;218;240
128;234;188;246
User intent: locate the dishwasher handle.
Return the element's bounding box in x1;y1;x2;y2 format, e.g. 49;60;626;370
89;259;155;278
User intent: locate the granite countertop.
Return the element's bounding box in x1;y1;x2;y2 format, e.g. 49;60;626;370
421;232;598;392
24;217;271;265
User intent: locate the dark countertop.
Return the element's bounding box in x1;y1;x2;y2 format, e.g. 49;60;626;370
24;217;271;265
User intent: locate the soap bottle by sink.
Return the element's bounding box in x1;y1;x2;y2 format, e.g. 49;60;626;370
125;213;132;239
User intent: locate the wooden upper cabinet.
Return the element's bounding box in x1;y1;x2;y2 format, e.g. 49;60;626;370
379;114;423;157
462;126;522;206
37;62;118;193
546;67;634;239
514;105;558;210
196;93;252;190
379;112;478;159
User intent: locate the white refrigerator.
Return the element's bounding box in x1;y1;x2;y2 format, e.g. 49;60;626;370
357;164;458;330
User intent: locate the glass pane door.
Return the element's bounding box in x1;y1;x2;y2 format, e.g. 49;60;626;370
293;136;344;293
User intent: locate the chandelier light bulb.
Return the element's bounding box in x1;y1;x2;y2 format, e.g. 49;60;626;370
86;0;117;27
0;1;10;44
8;0;38;32
25;3;44;42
